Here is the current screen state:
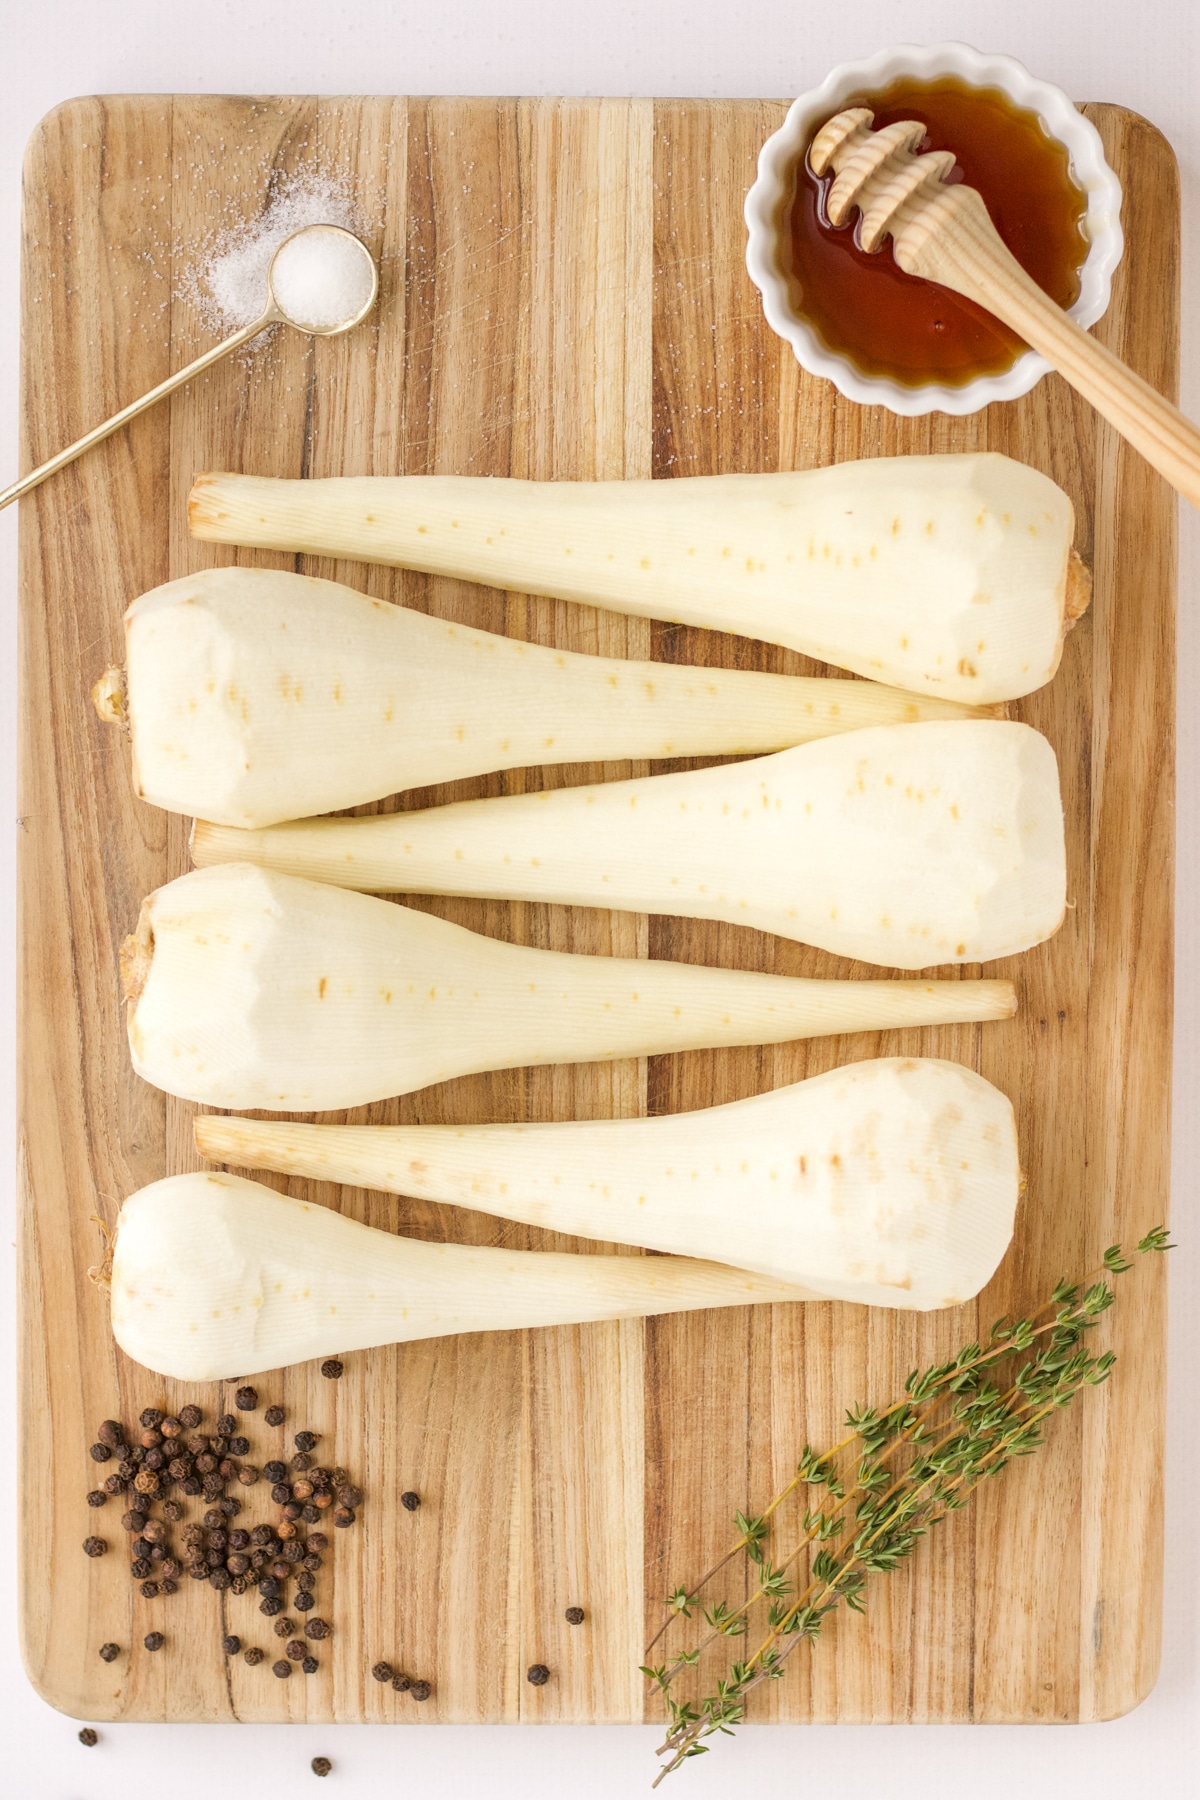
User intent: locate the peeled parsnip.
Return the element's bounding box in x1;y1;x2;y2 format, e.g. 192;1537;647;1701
121;863;1015;1110
188;454;1089;703
101;565;990;830
196;1056;1020;1310
192;720;1066;970
109;1172;817;1380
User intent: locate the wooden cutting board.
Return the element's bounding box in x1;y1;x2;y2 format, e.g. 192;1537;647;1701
18;96;1175;1728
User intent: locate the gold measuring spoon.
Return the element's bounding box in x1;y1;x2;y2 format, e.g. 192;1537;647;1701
0;223;378;513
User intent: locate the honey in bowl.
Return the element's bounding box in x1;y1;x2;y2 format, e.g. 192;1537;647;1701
785;76;1089;387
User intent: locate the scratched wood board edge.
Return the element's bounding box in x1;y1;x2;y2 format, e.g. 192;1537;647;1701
16;95;1175;1726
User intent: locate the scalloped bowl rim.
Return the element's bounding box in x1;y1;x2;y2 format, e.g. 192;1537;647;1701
744;42;1124;416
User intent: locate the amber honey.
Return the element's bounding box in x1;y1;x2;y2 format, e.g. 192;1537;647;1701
785;75;1089;387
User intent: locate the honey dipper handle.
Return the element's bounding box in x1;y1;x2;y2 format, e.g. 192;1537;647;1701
896;185;1200;511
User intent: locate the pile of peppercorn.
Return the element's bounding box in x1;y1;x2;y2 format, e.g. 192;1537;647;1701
83;1387;348;1675
84;1379;433;1699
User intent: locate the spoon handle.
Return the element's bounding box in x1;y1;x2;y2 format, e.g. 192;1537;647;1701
0;308;278;513
898;185;1200;511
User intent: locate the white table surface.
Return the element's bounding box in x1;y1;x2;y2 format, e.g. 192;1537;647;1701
2;2;1197;1793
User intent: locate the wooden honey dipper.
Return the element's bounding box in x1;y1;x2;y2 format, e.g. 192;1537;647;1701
810;108;1200;510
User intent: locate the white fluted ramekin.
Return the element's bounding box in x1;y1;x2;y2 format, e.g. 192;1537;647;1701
745;42;1124;416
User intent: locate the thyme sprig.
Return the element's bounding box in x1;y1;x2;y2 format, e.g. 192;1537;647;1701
643;1227;1172;1783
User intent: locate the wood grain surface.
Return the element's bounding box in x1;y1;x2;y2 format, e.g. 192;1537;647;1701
18;96;1175;1726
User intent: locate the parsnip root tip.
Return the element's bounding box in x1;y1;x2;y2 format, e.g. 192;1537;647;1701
91;665;128;727
119;908;154;1005
1064;549;1092;625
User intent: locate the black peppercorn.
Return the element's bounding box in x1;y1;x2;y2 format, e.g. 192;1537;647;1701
163;1500;185;1522
333;1507;355;1529
320;1359;344;1380
78;1726;99;1746
311;1754;332;1774
97;1418;124;1448
392;1671;411;1692
261;1597;285;1618
117;1458;138;1482
263;1460;287;1483
228;1528;250;1550
140;1580;159;1599
296;1569;315;1592
120;1509;145;1534
269;1558;291;1581
303;1657;319;1676
98;1642;120;1663
264;1404;286;1425
209;1569;232;1591
337;1485;363;1508
293;1430;317;1452
565;1606;585;1624
273;1617;295;1638
236;1463;259;1486
258;1575;281;1597
372;1660;396;1683
220;1496;241;1516
294;1591;315;1612
306;1533;328;1553
227;1554;251;1576
143;1518;167;1544
188;1564;209;1581
235;1385;258;1411
86;1489;108;1508
182;1476;203;1497
271;1483;292;1506
88;1443;112;1464
526;1664;550;1686
230;1575;249;1596
303;1553;322;1572
410;1680;432;1702
161;1579;178;1595
222;1634;241;1655
286;1639;307;1661
83;1536;107;1558
217;1413;237;1436
272;1660;291;1679
144;1447;166;1470
400;1490;420;1511
178;1404;202;1430
141;1408;164;1429
202;1475;225;1501
244;1646;265;1666
141;1427;163;1450
291;1452;313;1474
103;1474;126;1495
144;1632;164;1651
133;1471;160;1497
305;1617;332;1640
299;1503;319;1524
160;1415;182;1438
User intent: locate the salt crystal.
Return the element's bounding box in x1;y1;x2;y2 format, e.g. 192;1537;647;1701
269;226;375;331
